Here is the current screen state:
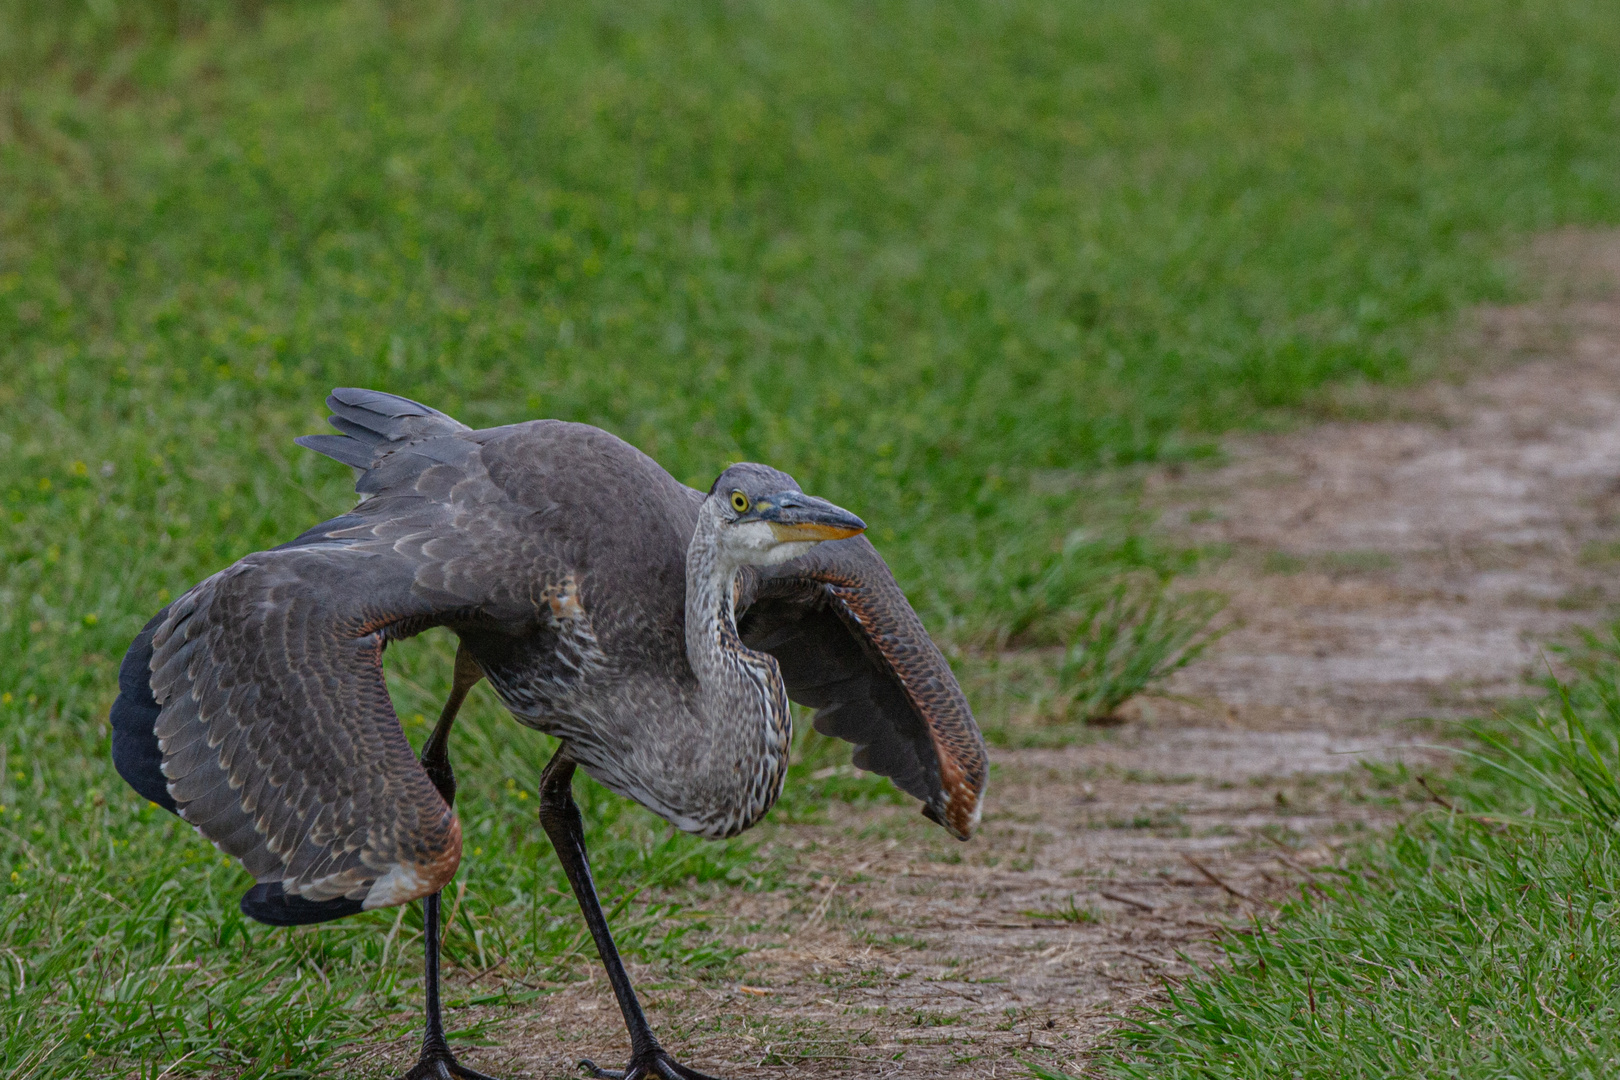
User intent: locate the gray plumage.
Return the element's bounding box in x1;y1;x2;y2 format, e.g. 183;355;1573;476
145;387;988;913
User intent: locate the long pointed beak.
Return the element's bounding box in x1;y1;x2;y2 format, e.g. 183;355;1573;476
760;492;866;542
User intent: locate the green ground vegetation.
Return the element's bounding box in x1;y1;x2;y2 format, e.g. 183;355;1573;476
1086;632;1620;1080
2;1;1619;1076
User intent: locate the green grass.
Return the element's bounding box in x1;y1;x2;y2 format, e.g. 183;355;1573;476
1081;635;1620;1079
3;0;1620;1076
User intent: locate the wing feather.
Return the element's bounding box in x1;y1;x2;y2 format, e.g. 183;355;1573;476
740;536;988;839
117;392;587;921
147;547;463;907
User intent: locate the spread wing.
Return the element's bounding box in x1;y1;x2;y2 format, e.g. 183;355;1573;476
139;390;564;915
739;537;988;839
151;542;463;910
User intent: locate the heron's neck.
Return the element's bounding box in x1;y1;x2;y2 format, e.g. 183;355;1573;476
684;505;771;699
679;502;793;835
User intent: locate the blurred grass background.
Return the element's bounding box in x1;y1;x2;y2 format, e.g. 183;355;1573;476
2;0;1619;1075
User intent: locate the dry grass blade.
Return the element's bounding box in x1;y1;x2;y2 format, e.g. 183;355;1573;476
1181;854;1270;908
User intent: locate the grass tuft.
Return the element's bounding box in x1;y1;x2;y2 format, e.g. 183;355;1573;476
1056;576;1227;724
1022;895;1101;925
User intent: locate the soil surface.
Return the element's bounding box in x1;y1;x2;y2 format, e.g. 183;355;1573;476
389;233;1620;1080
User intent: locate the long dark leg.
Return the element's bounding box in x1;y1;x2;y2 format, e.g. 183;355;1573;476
403;648;503;1080
537;751;724;1080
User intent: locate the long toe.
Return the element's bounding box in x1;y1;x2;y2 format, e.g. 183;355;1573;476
653;1054;725;1080
403;1058;456;1080
403;1052;507;1080
448;1062;506;1080
578;1053;725;1080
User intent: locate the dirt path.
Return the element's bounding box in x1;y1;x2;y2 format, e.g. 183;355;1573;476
419;235;1620;1080
1155;232;1620;736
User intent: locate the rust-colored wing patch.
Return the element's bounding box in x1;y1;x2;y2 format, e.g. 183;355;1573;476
822;577;986;839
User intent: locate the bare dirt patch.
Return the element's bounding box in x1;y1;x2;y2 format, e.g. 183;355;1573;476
409;233;1620;1080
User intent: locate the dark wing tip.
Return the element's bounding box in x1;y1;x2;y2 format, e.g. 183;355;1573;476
111;607;179;814
240;882;365;926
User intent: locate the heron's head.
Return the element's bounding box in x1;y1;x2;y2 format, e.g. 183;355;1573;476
705;463;866;567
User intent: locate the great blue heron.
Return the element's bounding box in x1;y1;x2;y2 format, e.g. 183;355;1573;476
109;388;988;1080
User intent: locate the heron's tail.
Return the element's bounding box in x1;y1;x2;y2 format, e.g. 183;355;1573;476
295;388;470;470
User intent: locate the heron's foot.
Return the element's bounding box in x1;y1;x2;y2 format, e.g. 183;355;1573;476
578;1049;724;1080
401;1047;505;1080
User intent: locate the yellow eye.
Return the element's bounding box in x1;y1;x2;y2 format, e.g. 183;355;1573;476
730;491;750;514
